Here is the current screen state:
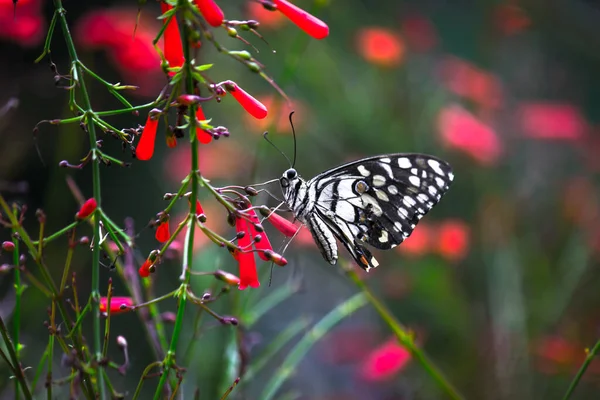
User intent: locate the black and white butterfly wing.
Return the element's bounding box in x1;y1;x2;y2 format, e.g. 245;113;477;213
306;154;454;270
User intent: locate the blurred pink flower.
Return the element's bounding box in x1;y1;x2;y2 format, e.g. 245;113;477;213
438;56;503;109
518;103;588;140
360;338;411;381
438;105;502;166
0;0;45;47
401;14;437;52
75;8;163;96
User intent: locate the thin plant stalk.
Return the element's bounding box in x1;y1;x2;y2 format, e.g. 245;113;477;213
346;269;464;400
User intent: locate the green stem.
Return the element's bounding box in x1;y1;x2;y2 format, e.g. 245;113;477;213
0;316;32;399
11;206;22;400
562;339;600;400
347;269;464;400
153;3;199;396
53;1;105;397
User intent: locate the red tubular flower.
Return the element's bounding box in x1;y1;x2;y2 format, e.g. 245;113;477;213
76;198;97;219
235;217;260;290
166;133;177;148
226;83;268;119
246;208;274;261
155;221;170;243
139;259;152;278
160;2;185;72
260;208;299;237
137;112;160;160
99;296;134;314
360;338;412;381
194;0;224;27
195;106;213;144
273;0;329;40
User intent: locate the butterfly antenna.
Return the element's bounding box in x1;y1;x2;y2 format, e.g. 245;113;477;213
289;111;297;168
263;131;292;167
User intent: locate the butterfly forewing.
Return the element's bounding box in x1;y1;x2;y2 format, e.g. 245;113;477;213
281;153;454;271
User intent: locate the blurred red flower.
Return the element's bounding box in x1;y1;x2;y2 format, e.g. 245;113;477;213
438;105;502;166
533;336;600;375
356;27;405;68
244;95;307;134
438;56;503;109
246;2;285;29
518;103;588;140
0;0;45;47
360;338;411;381
401;14;437;52
494;4;531;36
396;222;432;256
75;8;163;96
435;219;470;262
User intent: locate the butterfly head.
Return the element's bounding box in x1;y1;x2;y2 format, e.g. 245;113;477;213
280;168;299;188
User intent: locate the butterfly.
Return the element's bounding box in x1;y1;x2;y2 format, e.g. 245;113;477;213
279;154;454;271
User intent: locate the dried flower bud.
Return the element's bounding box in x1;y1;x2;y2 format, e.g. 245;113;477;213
244;186;259;196
79;236;90;246
116;336;128;348
221;316;239;325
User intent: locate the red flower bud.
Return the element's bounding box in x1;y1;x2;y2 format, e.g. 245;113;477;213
273;0;329;40
226;82;268;119
99;296;134;314
161;2;185;72
1;241;15;252
155;221;170;243
195;106;213;144
76;198;97;220
137;111;160;160
194;0;224;27
214;269;241;286
176;94;201;106
264;249;288;267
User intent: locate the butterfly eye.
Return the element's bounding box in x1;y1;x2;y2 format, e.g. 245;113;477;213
285;169;297;180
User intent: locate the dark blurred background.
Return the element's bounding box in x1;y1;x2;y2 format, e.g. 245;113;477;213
2;0;600;399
